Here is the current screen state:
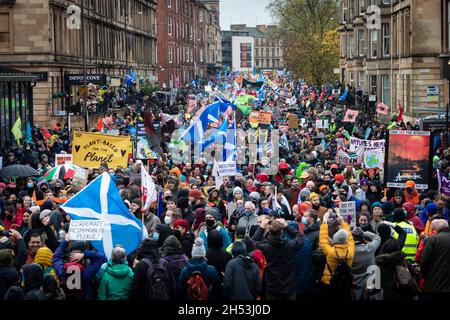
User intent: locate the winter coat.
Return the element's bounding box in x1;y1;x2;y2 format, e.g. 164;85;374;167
237;215;259;235
420;228;450;293
98;263;134;300
351;232;381;295
0;266;19;300
52;240;106;300
179;232;195;259
178;258;221;300
319;223;355;285
22;264;46;301
303;221;321;251
206;230;232;281
163;253;187;289
252;225;304;294
199;225;231;251
223;255;261;300
144;213;161;237
375;251;416;300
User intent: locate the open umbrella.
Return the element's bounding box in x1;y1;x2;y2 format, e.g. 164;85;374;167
0;165;40;178
43;164;81;181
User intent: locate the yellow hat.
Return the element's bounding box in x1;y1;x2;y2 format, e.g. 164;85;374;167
34;247;53;268
310;192;319;200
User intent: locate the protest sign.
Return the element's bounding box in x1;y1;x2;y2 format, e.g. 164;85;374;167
339;201;356;227
68;220;108;241
376;102;389;115
336;138;345;149
349;137;385;152
105;129;120;136
249;111;272;125
363;148;384;169
315;119;329;129
71;166;88;188
437;170;450;196
385;130;431;190
287;114;299;129
55;154;73;166
135;121;158;160
343;110;359;122
72;132;132;168
217;161;237;177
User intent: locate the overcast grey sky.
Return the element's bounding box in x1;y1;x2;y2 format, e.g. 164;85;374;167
220;0;274;30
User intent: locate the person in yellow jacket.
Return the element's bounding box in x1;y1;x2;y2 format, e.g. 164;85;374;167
391;208;419;262
319;210;355;287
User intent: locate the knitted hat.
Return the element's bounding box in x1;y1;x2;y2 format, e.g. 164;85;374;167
405;180;415;188
29;206;41;215
333;228;348;245
249;192;260;201
207;186;219;196
360;179;368;186
231;241;247;257
0;182;6;189
371;201;383;210
0;249;13;267
299;202;312;214
173;219;189;230
205;207;219;221
334;174;345;183
162;235;182;256
233;186;243;197
309;192;319;200
299;188;311;202
191;238;206;258
39;209;53;221
34;247;53;268
189;189;203;200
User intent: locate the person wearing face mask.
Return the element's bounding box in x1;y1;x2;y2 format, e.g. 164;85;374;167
199;209;231;251
237;202;259;236
356;212;375;233
403;181;420;205
163;209;175;228
302;209;320;251
25;178;37;197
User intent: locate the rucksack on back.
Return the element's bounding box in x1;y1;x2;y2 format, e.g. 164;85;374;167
186;270;210;300
326;249;353;295
142;258;171;300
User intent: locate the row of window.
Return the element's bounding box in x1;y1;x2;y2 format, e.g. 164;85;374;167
255;48;281;58
256;38;281;47
255;59;282;68
168;46;203;64
167;0;216;26
341;0;392;22
342;24;390;59
347;72;391;106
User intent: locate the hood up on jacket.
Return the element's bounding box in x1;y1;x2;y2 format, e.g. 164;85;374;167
106;263;133;279
207;229;223;249
22;264;44;292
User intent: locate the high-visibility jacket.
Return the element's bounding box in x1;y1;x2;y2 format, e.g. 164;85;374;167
393;221;419;261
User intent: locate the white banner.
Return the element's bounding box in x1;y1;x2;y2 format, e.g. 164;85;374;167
349;137;385;152
217;161;237;177
69;220;108;241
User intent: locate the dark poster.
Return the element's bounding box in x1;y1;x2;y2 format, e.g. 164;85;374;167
385;130;431;190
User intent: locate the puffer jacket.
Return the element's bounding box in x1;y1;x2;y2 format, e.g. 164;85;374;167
319;222;355;285
223;255;261;300
98;263;134;300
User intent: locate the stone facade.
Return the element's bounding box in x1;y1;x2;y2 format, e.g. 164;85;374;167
338;0;448;118
0;0;157;126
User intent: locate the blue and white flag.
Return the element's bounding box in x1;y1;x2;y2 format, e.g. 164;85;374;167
202;119;229;151
61;172;145;259
223;119;237;162
179;101;221;142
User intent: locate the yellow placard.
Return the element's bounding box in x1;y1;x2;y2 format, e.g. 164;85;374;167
72;132;132;169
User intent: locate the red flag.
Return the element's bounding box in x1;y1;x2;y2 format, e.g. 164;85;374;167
397;100;403;122
97;117;103;132
41;127;52;140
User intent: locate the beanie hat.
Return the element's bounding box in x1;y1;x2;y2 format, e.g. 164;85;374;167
334;174;345;183
233;186;243;197
0;249;13;267
249;192;260;201
162;235;182;256
332;228;348;245
309;192;319;200
256;173;269;183
205;207;219;221
360;179;368;186
299;202;312;214
371;202;383;210
191;238;206;258
39;209;53;221
319;185;328;192
299;188;311;202
189;189;203;200
40;201;53;212
231;241;247;257
34;247;53;268
405;180;415;188
207;186;219;196
173;219;189;230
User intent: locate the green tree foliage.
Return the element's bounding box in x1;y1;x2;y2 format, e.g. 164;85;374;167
268;0;340;85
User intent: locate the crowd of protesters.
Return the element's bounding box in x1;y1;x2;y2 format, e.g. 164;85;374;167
1;72;450;301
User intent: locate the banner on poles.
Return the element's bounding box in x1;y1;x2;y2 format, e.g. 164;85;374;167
55;154;73;166
69;220;108;241
437;170;450;196
349;137;385;152
72;132;132;168
385;130;431;190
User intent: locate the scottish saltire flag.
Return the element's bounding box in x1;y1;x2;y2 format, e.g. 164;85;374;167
179;101;221;142
202;119;229;151
141;165;157;211
214;96;235;112
61;172;145;259
258;84;266;101
223;120;237;162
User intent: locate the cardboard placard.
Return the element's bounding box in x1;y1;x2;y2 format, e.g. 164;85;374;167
55;154;73;166
217;161;237;177
68;220;108;241
249;111;272;125
339;201;356;227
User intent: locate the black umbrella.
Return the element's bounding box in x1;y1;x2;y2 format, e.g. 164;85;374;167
0;164;40;178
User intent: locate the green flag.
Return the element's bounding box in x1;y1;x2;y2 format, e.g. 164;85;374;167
11;116;22;144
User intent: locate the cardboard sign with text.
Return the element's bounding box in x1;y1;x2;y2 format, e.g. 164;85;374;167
69;220;108;241
339;201;356;227
217;161;237;177
249;111;272;125
55;154;73;166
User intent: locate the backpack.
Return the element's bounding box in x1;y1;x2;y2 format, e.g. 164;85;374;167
186;270;210;300
326;248;353;296
142;258;171;300
394;261;419;295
